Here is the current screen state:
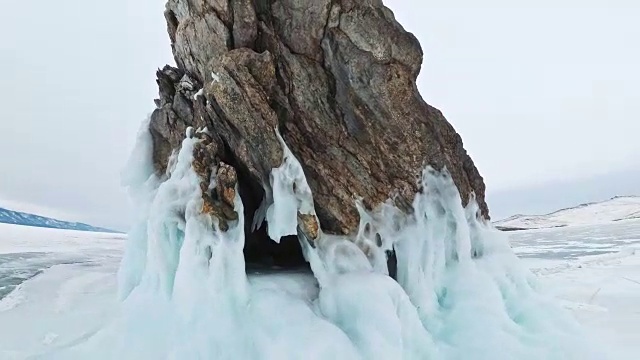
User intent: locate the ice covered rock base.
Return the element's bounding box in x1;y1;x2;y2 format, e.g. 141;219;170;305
63;125;601;359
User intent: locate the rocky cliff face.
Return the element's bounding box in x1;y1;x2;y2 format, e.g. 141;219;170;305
148;0;488;256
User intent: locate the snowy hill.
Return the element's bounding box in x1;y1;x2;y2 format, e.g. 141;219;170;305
0;207;117;233
495;196;640;230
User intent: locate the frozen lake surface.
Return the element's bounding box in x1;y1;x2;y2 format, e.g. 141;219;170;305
508;219;640;358
0;219;639;358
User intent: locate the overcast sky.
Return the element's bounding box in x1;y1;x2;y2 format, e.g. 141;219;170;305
1;0;639;229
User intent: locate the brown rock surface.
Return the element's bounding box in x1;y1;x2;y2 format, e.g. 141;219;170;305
149;0;489;240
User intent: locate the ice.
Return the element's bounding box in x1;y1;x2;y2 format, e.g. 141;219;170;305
42;121;607;359
53;124;358;356
0;284;26;312
195;126;209;135
0;223;124;359
264;130;316;242
251;195;268;232
117;117;160;299
2;218;638;359
42;333;59;345
0;223;123;256
314;271;437;359
299;169;600;359
510;222;640;358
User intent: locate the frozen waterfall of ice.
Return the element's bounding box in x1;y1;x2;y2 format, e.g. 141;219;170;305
54;124;604;359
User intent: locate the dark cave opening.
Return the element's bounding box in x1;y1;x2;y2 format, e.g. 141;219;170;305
232;167;399;278
232;164;308;272
243;223;309;272
229;159;397;277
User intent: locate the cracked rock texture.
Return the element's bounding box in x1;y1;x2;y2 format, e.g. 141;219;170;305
149;0;489;239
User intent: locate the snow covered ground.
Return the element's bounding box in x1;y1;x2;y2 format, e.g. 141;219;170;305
495;196;640;230
0;224;125;359
509;219;640;358
0;218;639;358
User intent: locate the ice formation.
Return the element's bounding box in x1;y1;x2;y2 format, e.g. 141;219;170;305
117;118;159;299
59;124;603;359
193;88;204;100
264;131;316;243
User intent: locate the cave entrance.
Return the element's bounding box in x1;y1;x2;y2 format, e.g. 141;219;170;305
243;224;309;272
234;166;308;273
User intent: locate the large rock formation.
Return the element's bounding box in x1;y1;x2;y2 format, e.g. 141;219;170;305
149;0;488;258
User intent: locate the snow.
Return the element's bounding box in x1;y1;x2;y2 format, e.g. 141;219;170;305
1;121;638;358
510;220;640;358
496;196;640;229
0;263;120;359
0;222;124;256
1;206;639;358
0;224;123;359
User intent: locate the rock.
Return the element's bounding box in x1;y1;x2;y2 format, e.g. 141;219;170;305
216;162;238;207
148;0;489;241
297;212;319;241
231;0;258;48
271;0;331;61
166;0;231;81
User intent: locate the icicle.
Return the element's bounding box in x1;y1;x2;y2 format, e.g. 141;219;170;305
265;129;316;243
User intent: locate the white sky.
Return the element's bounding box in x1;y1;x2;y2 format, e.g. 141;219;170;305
1;0;639;229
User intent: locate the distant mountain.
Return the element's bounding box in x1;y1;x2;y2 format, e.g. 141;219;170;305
494;196;640;231
487;167;640;221
0;207;118;233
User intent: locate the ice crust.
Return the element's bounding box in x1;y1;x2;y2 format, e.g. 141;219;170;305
61;124;602;359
